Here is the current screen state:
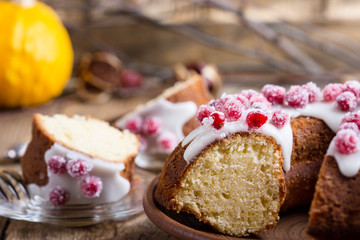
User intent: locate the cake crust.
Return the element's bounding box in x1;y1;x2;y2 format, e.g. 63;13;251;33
307;155;360;240
21;114;137;186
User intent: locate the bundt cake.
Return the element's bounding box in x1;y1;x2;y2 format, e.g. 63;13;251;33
155;81;360;237
21;114;139;206
115;74;212;169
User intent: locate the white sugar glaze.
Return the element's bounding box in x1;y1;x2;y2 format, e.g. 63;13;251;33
28;143;130;205
183;100;360;174
116;98;197;154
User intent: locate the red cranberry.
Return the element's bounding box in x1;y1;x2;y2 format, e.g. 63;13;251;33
246;110;268;129
303;82;321;103
49;187;69;206
323;83;343;102
334;129;359;154
196;105;215;123
341;112;360;130
80;176;103;198
234;94;250;108
66;159;93;179
48;155;67;175
143;117;161;135
343;80;360;98
339;122;360;134
221;99;244;121
240;89;261;100
261;84;286;105
250;95;272;108
336;91;357;111
271;110;289;128
125;116;143;133
120;69;143;88
286;85;309;108
210;111;225;130
157;131;177;153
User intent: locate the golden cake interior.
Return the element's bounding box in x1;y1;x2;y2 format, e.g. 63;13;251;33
174;133;285;236
37;114;139;162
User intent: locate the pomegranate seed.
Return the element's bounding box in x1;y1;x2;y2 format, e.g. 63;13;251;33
49;187;69;206
48;155;67;175
143;117;161;135
80;176;103;198
221;98;244;121
336;91;357;111
261;84;286;105
157;131;177;153
341;112;360;130
210;111;225;130
334;129;359;154
246;110;268;129
343;80;360;98
120;69;143;88
240;89;261;100
323;83;343;102
125;116;143;133
339;122;360;134
286;85;309;108
66;159;93;179
303;82;321;103
271;110;289;128
196;105;215;123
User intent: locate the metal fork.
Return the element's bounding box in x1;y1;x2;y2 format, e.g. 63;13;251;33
0;170;29;201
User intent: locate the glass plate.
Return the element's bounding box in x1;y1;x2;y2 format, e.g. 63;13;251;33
0;169;153;227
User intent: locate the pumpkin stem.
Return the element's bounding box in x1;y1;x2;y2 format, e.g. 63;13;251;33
12;0;36;8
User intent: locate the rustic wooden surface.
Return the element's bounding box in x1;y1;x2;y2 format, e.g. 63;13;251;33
0;75;339;239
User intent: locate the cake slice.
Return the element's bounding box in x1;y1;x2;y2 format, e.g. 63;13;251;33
21;114;139;206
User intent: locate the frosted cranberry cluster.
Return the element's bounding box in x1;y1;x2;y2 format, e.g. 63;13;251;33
47;155;103;206
125;116;177;153
196;89;290;130
334;112;360;154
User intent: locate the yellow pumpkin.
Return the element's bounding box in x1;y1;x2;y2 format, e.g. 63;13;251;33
0;0;73;108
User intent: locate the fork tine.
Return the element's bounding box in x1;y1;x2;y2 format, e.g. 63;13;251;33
4;170;30;199
0;184;8;201
0;172;20;200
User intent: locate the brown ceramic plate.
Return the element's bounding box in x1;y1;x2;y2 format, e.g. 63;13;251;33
143;175;314;240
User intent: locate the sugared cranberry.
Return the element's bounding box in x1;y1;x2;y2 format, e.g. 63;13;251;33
66;159;93;179
336;91;357;111
334;129;359;154
120;69;143;88
303;82;321;103
250;95;272;108
221;99;244;121
49;187;69;206
157;131;177;153
48;155;67;175
343;80;360;98
271;110;289;128
196;105;215;123
210;111;225;130
80;176;103;198
143;117;161;135
210;95;231;111
125;116;143;133
286;85;309;108
234;94;250;108
246;110;268;129
323;83;343;102
341;112;360;130
240;89;260;100
339;122;360;134
261;84;286;105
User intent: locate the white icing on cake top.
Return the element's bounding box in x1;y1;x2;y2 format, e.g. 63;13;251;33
116;98;197;155
28;143;130;205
